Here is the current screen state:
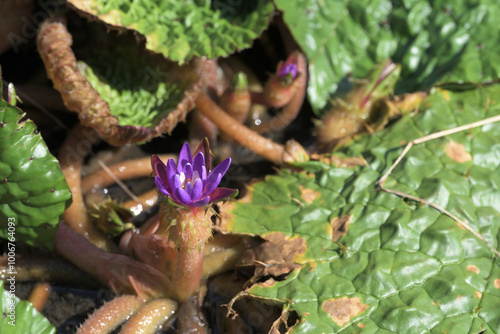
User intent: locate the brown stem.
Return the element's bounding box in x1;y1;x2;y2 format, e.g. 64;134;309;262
59;125;116;252
252;52;307;134
81;155;174;193
202;234;246;278
123;189;159;214
0;254;99;288
195;92;285;164
76;295;143;334
176;292;208;334
118;298;178;334
28;282;51;312
55;223;170;300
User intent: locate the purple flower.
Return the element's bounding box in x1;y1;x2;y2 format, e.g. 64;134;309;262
278;63;298;81
152;140;237;208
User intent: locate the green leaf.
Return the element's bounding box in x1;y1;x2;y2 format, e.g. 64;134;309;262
68;0;274;63
0;281;55;334
221;85;500;332
275;0;500;112
0;78;71;250
77;35;197;128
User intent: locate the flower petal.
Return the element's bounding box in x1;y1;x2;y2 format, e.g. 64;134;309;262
208;187;238;202
174;186;192;205
193;138;210;171
203;173;222;197
184;163;193;180
154;177;171;197
192;152;205;180
151;155;165;177
203;158;231;195
166;159;178;189
191;178;203;201
177;142;192;173
191;197;211;207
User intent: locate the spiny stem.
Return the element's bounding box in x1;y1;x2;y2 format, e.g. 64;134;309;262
118;298;178;334
76;295;143;334
195;92;285;164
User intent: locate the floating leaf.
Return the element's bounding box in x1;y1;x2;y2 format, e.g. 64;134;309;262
0;281;55;334
0;74;71;250
68;0;275;63
220;85;500;332
275;0;500;112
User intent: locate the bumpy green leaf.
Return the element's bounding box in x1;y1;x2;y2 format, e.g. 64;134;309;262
0;280;55;334
275;0;500;112
0;79;71;250
68;0;274;63
78;38;194;128
222;85;500;332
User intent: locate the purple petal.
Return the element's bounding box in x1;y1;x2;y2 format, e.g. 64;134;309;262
154;177;171;197
166;159;178;188
174;186;192;205
202;173;222;197
203;158;231;195
279;63;297;79
209;187;238;202
192;153;205;179
151;155;165;177
191;197;211;207
193;138;210;171
191;178;203;201
177;142;192;173
184;163;193;179
172;174;182;190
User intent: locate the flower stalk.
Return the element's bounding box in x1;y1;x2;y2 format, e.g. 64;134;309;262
152;139;238;302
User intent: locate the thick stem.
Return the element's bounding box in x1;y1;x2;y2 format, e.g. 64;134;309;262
76;295;143;334
166;207;212;302
81;154;175;193
118;298;178;334
252;52;308;134
55;223;170;300
28;282;51;312
59;125;116;252
0;254;99;288
195;92;285;164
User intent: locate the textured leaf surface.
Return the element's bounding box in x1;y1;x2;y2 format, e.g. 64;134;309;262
275;0;500;112
78;37;195;128
0;81;71;250
221;85;500;332
0;280;55;334
68;0;274;63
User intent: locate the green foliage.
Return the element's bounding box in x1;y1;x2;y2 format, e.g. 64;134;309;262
78;39;191;128
0;281;55;334
275;0;500;112
222;85;500;332
0;79;71;250
68;0;274;63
